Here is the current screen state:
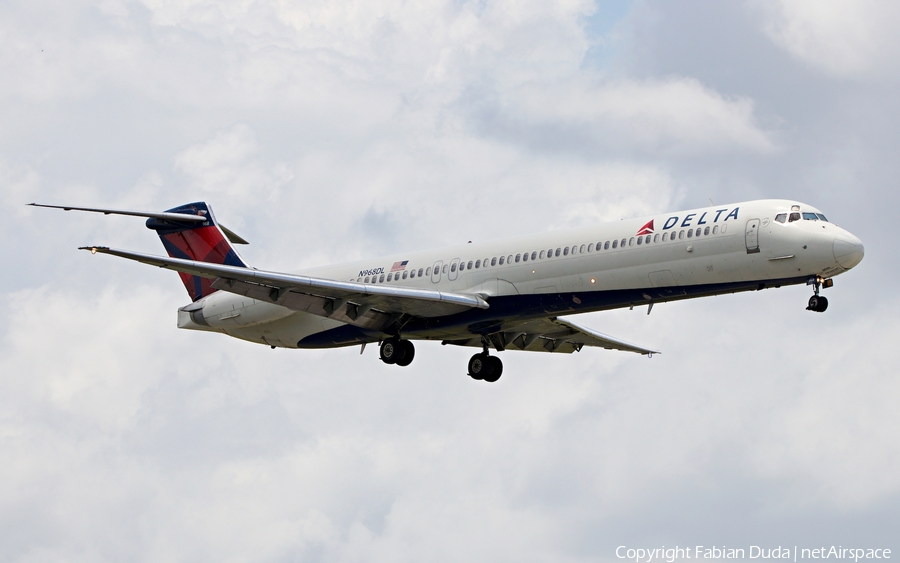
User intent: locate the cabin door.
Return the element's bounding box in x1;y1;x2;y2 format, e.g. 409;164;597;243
745;219;760;254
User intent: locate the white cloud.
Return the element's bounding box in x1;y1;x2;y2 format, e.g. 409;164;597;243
174;123;294;207
756;0;900;78
1;0;896;559
493;76;774;155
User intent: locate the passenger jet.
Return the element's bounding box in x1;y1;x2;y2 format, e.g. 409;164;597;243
31;199;864;382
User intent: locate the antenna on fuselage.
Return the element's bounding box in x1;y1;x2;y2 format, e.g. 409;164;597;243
709;198;715;206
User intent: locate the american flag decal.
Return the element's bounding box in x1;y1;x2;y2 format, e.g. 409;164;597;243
390;260;409;272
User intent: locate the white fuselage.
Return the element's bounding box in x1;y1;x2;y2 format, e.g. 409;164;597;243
180;199;864;349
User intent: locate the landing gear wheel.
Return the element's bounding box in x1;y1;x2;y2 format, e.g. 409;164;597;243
482;356;503;383
380;339;402;364
395;341;415;367
807;295;829;313
468;353;493;380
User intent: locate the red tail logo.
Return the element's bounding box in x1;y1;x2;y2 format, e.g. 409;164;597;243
636;220;654;236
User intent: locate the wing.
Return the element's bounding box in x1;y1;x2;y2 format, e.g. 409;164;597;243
441;316;659;356
82;246;488;330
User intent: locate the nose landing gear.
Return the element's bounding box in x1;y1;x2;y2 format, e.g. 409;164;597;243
807;294;828;312
806;276;832;312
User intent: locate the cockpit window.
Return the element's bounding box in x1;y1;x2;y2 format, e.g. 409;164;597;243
817;213;829;222
803;212;819;221
789;212;801;222
775;213;786;223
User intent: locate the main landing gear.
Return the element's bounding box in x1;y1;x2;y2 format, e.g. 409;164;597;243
468;339;503;383
806;276;833;313
380;338;415;367
378;337;503;382
468;353;503;383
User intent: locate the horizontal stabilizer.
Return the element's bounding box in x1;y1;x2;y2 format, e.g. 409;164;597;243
28;203;248;244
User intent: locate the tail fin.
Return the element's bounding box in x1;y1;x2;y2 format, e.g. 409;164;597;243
146;202;247;301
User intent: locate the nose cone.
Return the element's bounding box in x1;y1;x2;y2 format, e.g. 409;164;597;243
833;234;865;269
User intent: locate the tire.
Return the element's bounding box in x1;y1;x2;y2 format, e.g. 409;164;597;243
807;296;820;311
482;356;503;383
395;341;415;367
380;340;399;364
816;296;828;312
468;353;493;380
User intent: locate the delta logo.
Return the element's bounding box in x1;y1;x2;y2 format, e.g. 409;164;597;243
636;220;654;236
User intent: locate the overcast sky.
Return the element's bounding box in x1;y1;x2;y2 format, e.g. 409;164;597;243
1;0;898;561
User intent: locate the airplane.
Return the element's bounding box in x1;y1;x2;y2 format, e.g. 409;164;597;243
30;199;864;382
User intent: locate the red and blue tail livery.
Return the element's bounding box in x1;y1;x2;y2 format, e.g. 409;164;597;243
145;202;247;301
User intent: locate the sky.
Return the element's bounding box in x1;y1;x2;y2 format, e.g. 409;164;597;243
1;0;898;561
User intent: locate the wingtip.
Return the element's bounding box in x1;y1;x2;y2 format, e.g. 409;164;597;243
78;246;108;255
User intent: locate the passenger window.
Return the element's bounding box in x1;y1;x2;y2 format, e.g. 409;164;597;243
662;233;668;241
515;254;521;263
637;236;643;245
403;271;408;279
563;247;569;256
612;240;618;249
604;241;610;250
379;274;385;282
704;226;710;235
580;244;586;253
539;250;545;259
491;257;497;266
507;255;513;264
451;263;457;272
523;253;529;262
679;230;685;239
466;260;472;269
475;260;480;269
387;273;393;281
357;278;361;282
459;262;465;271
364;276;370;283
817;213;828;222
713;225;719;234
425;268;431;276
653;234;659;243
409;270;415;278
418;268;424;277
499;256;505;265
588;243;594;252
687;229;693;238
531;251;537;260
645;235;651;244
695;228;701;237
789;212;801;222
775;213;786;223
629;237;635;246
620;238;626;247
555;248;561;257
443;264;448;273
548;248;554;257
